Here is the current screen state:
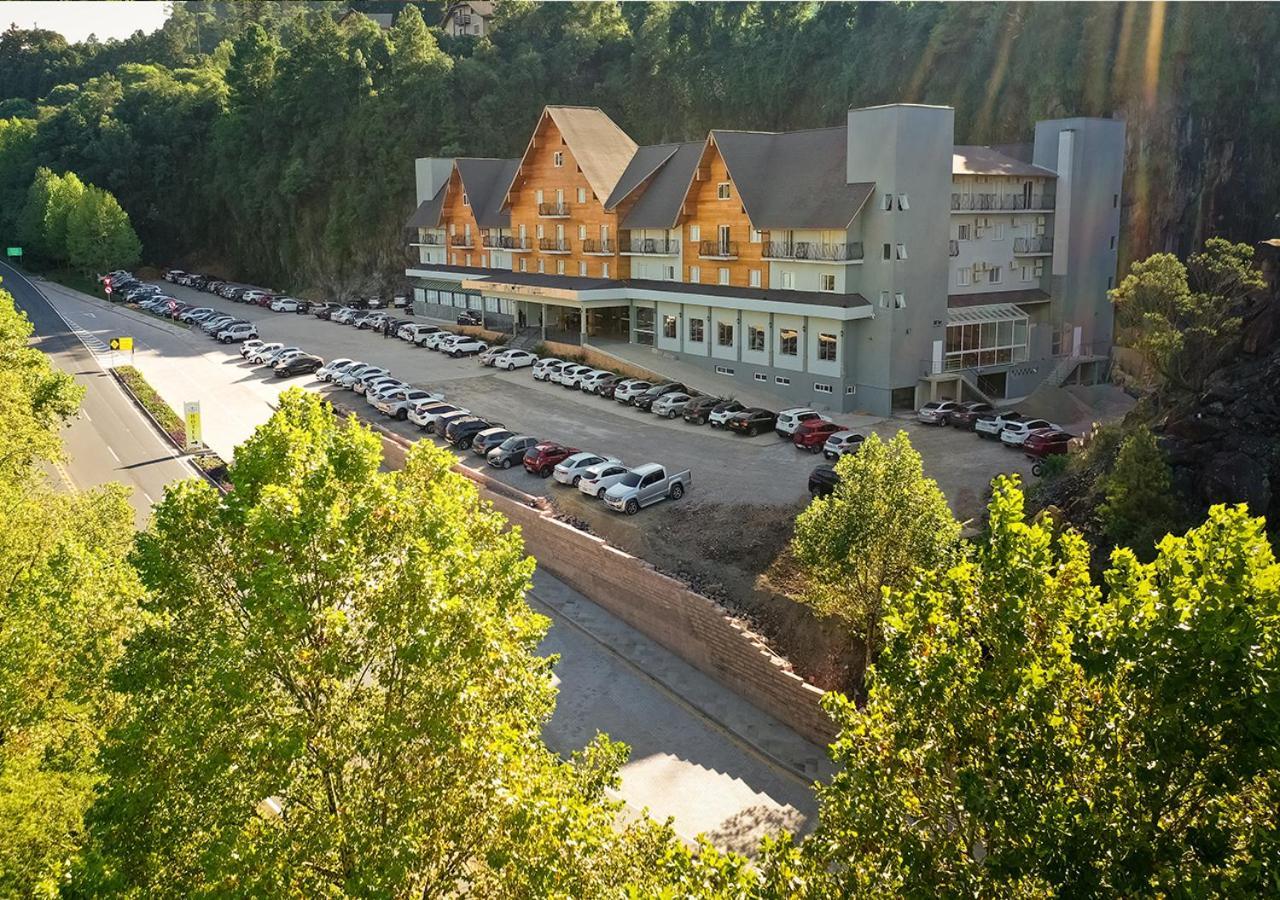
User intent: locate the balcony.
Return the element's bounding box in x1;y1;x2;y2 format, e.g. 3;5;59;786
538;237;571;254
411;233;446;247
482;234;531;251
951;193;1056;212
537;201;570;218
762;241;863;263
622;237;680;256
1013;236;1054;255
949;240;959;257
582;238;615;255
698;240;739;260
449;235;475;249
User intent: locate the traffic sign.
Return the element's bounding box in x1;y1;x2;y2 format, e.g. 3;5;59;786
109;336;134;351
5;247;21;258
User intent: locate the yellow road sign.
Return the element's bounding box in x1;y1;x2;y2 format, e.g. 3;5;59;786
183;401;202;450
109;336;133;351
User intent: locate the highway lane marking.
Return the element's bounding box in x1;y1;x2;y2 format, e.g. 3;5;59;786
81;409;92;422
142;491;155;505
107;446;121;463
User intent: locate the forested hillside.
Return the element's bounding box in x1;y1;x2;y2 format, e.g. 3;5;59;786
1;1;1277;296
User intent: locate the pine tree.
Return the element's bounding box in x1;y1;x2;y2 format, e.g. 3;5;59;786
1098;424;1181;558
65;185;142;275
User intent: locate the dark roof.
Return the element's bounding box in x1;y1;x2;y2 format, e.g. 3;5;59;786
953;146;1057;178
411;264;869;309
611;142;704;230
405;183;447;228
455;158;519;228
711;127;876;229
948;289;1051;308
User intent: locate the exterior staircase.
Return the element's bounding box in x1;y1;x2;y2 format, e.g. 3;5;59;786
505;326;542;350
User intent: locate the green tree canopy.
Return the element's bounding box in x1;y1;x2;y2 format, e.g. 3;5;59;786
1098;423;1182;557
65;183;142;274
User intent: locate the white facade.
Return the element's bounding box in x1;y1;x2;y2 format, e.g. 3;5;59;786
948;174;1054;296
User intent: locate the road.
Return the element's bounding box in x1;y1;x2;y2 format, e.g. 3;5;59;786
3;263;823;852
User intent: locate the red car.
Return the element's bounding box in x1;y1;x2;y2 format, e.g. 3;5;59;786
1023;428;1074;459
257;293;278;307
792;420;844;452
522;442;579;477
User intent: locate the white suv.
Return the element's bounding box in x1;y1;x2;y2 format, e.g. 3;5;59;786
446;336;488;358
217;322;258;343
774;408;832;439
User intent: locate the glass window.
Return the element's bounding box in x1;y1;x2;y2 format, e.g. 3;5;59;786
578;187;587;204
553;151;564;167
818;333;837;362
719;268;729;285
717;182;731;200
820;274;836;292
781;271;794;289
662;315;677;339
749;269;761;287
689;225;701;242
689;318;704;342
689;265;701;283
748;326;765;352
779;328;798;356
718;321;734;346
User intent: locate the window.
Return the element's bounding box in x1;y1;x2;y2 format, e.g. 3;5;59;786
556;260;565;275
1034;259;1045;277
519;258;527;272
957;224;971;241
896;243;908;260
775;376;791;386
689;318;705;342
462;192;469;207
689;225;701;242
994;223;1005;241
944;311;1029;371
465;254;472;266
717;321;734;346
958;267;972;287
1110;235;1116;250
754;372;768;382
537;259;545;273
749;269;761;287
535;189;544;205
579;261;587;276
553;151;564;167
450;223;456;235
451;254;457;265
715;365;735;376
894;292;906;309
1113;193;1119;208
578;225;587;240
662;315;677;339
779;328;798;356
1107;276;1114;290
879;291;890;308
536;224;545;239
883;243;892;261
663;265;675;280
602;262;610;278
750;228;762;243
1020;264;1033;282
882;193;893;211
988;266;1002;284
814;382;833;394
781;271;794;289
689;265;701;282
820;273;836;292
846;385;857;395
717;182;731;200
897;193;910;211
818;333;837;361
577;187;587;204
719;268;730;285
748;326;765;352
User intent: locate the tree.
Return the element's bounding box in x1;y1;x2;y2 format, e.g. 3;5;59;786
790;431;961;675
44;169;86;261
81;390;675;897
65;184;142;275
774;478;1280;896
1109;238;1265;391
1097;424;1181;558
16;166;56;261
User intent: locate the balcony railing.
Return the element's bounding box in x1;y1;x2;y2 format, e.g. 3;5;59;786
1013;236;1054;255
414;233;446;246
449;235;475;249
951;193;1057;212
698;240;739;259
949;240;959;257
538;237;571;253
537;201;570;217
763;241;863;262
581;238;615;255
622;237;680;256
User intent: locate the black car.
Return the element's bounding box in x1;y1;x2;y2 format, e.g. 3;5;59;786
949;400;996;430
808;465;841;497
312;303;338;320
681;395;723;425
471;427;515;456
598;376;626;399
190;275;209;290
634;382;688;412
456;310;482;326
273;354;324;377
227;287;248;302
727;407;778;436
446;417;504;450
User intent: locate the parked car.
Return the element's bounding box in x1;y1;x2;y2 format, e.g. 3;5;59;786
312;303;339;320
339;364;387;389
270;297;302;313
239;339;265;359
421;331;457;351
634;382;687;412
240;290;268;305
447;337;489;358
354;312;387;330
431;409;474;437
579;370;617;394
552;452;619;486
999;418;1058;448
613;379;653;405
523;442;579;478
179;307;214;323
275;354;324;377
456;310;482;326
727;408;779;437
559;365;596;389
471;427;515;457
364;380;411;404
917;400;962;425
495;349;538;371
247;342;283;363
707;399;747;428
808;465;841;497
259;345;302;367
399;322;437;343
201;315;236;334
407;401;467;432
355;374;401;397
597;376;626;399
822;431;865;460
775;408;832;438
681;395;723;425
409;326;445;347
1023;428;1074;459
372;388;444;419
477;345;509;366
446;416;503;449
163;269;185;283
975;411;1026;439
217;322;258;343
315;358;355;381
948;401;996;430
576;460;631;499
486;435;538;469
792;419;846;452
650;392;694;419
530;358;563;380
331;307;358;324
603;463;690;515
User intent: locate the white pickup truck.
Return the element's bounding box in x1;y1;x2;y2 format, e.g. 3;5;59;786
603;463;691;515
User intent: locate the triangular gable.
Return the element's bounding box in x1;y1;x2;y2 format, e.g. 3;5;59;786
506;106;638;207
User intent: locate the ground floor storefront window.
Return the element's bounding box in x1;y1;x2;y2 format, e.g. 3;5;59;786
944;305;1028;371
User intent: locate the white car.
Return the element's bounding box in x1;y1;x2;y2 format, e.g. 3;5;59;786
240;290;269;304
446;337;488;358
365;381;410;404
578;369;614;393
331;307;358;325
240;339;266;359
339;364;387;388
530;358;563;381
315;358;355;381
917;400;962;426
201;315;236;334
707;399;747;427
398;323;435;342
421;331;457;351
270;297;302;312
975;412;1026;439
552;452;621;487
353;372;396;395
180;307;215;322
495;349;538;371
248;342;284;363
774;408;832;438
613;380;653;405
577;460;631;499
259;346;302;367
373;388;444;419
412;326;446;346
217;322;258;343
822;431;865;460
558;365;595;388
999;418;1058;448
477;345;509;366
407;401;466;431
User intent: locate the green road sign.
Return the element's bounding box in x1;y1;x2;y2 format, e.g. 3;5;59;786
5;247;21;258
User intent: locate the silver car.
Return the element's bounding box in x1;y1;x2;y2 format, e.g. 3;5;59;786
650;392;694;419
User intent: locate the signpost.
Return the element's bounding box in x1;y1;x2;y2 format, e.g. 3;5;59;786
183;401;203;451
5;247;21;259
108;336;133;352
